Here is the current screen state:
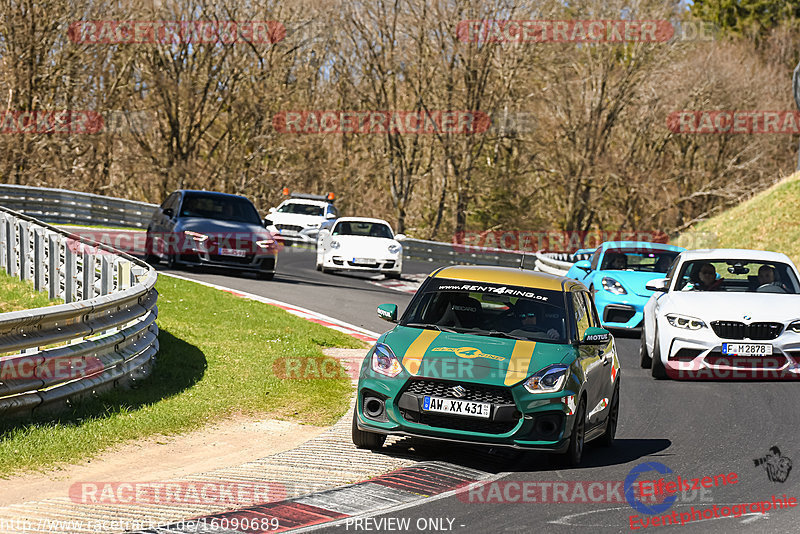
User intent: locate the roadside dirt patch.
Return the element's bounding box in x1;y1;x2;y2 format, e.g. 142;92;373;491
0;416;325;507
0;348;365;508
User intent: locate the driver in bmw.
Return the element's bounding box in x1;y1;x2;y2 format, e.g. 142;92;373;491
686;262;724;291
757;265;787;292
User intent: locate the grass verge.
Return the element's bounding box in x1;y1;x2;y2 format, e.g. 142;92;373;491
0;270;59;313
0;275;365;474
674;171;800;264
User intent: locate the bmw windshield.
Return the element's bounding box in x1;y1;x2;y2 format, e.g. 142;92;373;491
400;278;569;343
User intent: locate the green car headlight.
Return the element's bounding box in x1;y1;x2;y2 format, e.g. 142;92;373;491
372;343;402;377
666;313;706;330
523;364;570;394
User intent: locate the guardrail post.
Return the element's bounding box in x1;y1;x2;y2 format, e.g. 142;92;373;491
48;234;59;299
0;213;6;271
82;251;95;300
19;221;30;281
117;260;132;289
100;256;112;295
64;243;76;303
33;229;45;291
7;217;18;278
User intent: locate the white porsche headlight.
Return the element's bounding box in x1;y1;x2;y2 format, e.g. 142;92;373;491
666;313;706;330
330;240;341;249
388;244;401;254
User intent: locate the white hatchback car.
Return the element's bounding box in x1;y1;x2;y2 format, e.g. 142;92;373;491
641;249;800;380
316;217;404;279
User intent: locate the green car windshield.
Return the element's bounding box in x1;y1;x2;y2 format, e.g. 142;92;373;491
400;278;569;343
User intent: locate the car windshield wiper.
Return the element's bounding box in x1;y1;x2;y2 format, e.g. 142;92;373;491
404;322;457;333
479;330;528;341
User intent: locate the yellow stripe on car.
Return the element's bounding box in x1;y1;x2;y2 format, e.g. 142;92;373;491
431;265;565;291
402;330;440;375
505;340;536;386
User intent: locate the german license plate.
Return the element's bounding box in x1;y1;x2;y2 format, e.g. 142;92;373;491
352;258;375;265
422;396;491;418
219;247;246;257
722;343;773;356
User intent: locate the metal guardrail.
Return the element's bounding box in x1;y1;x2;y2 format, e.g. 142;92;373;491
401;238;575;275
0;184;157;229
0;206;158;418
0;183;576;275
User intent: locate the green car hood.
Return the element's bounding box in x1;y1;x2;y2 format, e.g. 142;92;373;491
382;326;576;387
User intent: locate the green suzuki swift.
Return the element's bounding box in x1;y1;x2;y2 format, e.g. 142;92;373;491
352;265;620;465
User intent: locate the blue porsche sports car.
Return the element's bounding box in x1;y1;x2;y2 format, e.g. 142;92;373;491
565;241;685;331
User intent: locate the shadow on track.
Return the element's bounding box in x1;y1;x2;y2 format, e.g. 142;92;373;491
364;436;672;475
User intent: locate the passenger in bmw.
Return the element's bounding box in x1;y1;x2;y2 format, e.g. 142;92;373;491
687;262;724;291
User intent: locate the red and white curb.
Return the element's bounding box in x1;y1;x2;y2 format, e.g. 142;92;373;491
160;272;380;344
130;463;505;534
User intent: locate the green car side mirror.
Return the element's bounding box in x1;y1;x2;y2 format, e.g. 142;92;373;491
583;326;611;344
377;303;398;323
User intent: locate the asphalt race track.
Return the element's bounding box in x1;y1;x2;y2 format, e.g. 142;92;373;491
159;246;800;534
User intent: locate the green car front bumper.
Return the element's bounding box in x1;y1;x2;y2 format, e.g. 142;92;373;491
355;371;583;451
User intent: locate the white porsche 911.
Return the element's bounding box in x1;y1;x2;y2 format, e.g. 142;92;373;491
315;217;404;279
640;249;800;380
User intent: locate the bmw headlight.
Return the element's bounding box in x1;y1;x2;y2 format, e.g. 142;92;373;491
602;277;627;295
388;244;401;254
256;239;275;249
371;343;402;377
788;321;800;333
523;364;570;394
330;240;341;249
666;313;706;330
